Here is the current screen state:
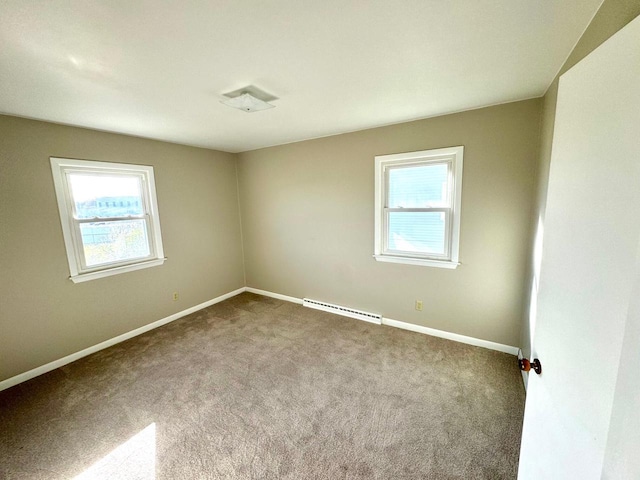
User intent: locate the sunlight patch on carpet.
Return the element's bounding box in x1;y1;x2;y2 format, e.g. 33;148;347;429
73;423;156;480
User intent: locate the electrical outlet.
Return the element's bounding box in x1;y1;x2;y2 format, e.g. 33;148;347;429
415;300;423;311
173;292;179;301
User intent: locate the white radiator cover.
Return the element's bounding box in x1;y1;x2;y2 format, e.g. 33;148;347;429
302;298;382;325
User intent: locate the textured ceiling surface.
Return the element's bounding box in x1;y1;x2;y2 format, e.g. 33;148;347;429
0;1;603;152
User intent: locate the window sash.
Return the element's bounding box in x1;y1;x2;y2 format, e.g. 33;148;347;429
74;215;147;223
71;217;157;272
383;208;452;260
382;159;453;260
385;160;453;209
66;170;149;220
61;170;159;273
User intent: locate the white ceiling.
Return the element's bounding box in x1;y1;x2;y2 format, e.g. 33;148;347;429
0;1;603;153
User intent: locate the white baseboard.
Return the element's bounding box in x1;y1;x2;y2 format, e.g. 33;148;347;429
0;287;247;392
246;287;519;355
382;317;519;355
245;287;303;304
518;348;529;391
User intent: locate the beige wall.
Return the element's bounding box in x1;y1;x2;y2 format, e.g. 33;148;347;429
520;0;640;358
0;115;245;381
238;99;541;347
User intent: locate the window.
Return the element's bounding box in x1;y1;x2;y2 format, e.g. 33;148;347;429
374;146;463;268
50;157;165;283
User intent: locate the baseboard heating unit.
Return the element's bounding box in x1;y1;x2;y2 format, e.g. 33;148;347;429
302;298;382;325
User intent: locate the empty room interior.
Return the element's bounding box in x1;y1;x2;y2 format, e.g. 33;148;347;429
1;1;640;479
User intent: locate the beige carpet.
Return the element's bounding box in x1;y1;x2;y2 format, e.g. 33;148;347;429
0;292;525;479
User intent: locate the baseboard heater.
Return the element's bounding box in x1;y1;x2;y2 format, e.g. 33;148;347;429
302;298;382;325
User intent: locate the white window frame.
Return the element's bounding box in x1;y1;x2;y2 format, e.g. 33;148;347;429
50;157;166;283
374;146;463;269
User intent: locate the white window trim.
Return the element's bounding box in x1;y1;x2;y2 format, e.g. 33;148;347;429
374;146;464;269
50;157;166;283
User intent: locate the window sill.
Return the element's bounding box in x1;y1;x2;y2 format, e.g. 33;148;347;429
373;254;459;269
69;258;166;283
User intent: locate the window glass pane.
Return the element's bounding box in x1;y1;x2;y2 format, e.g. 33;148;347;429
81;219;150;267
388;163;449;208
388;212;446;255
68;173;144;219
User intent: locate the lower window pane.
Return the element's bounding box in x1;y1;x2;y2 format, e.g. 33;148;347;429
80;220;151;267
388;212;446;255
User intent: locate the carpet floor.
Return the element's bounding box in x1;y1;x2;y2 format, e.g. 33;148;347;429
0;292;525;479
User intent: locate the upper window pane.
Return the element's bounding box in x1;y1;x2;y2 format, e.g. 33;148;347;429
68;173;144;219
388;163;449;208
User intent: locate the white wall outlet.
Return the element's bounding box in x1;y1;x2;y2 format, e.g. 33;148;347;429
173;292;179;301
415;300;423;311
